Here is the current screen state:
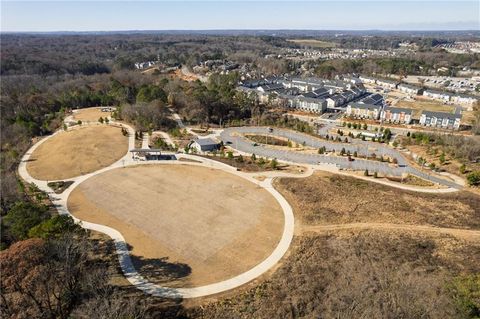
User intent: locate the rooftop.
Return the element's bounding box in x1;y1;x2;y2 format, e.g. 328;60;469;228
421;110;461;119
194;138;219;146
349;102;383;111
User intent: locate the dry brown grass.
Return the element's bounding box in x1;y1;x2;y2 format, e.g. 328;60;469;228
27;125;128;180
287;39;338;48
187;230;480;319
72;107;111;122
68;165;283;287
274;171;480;229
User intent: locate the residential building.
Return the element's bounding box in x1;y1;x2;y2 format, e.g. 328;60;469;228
419;111;461;130
326;94;345;108
346;103;383;120
360;93;384;105
381;107;413;124
398;83;422;95
359;75;377;84
376;79;398;90
451;94;478;105
257;83;285;93
287;96;327;113
423;90;452;102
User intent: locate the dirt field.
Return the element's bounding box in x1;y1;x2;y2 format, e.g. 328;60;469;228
72;107;112;122
27;126;128;180
68;165;284;287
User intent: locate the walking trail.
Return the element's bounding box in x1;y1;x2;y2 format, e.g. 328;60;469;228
18;121;474;299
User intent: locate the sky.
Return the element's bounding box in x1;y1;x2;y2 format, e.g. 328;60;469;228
1;1;479;32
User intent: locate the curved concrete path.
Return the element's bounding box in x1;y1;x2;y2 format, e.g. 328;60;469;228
18;122;299;298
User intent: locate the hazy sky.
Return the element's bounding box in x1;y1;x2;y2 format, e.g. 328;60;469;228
1;1;479;32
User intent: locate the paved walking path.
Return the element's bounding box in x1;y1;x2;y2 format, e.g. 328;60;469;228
18;122;298;298
17;121;468;299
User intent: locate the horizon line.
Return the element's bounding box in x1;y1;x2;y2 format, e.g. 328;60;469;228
2;28;479;33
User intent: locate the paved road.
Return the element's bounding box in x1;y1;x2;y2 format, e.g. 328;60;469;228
220;127;462;189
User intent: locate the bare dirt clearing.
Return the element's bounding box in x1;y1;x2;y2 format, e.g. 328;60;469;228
68;165;284;287
27;126;128;180
72;107;112;122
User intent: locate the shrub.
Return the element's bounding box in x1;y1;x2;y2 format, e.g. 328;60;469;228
28;215;82;239
466;171;480;186
227;151;234;159
449;274;480;318
270;158;278;170
439;152;446;164
364;169;369;176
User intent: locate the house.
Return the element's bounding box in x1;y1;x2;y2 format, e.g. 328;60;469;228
423;90;452;102
360;93;384;105
398;83;422;95
381;107;413;124
419;111;461;130
189;138;219;152
376;79;398;90
346;103;383;120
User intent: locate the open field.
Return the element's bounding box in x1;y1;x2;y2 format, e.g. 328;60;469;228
274;171;480;229
187;230;480;318
68;165;284;287
71;107;112;122
287;39;338;48
27;125;128;180
182;172;480;318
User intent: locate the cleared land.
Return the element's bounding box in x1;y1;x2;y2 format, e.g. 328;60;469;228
68;165;284;287
274;171;480;229
188;231;480;318
27;126;128;180
287;39;338;48
183;172;480;318
72;107;112;122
